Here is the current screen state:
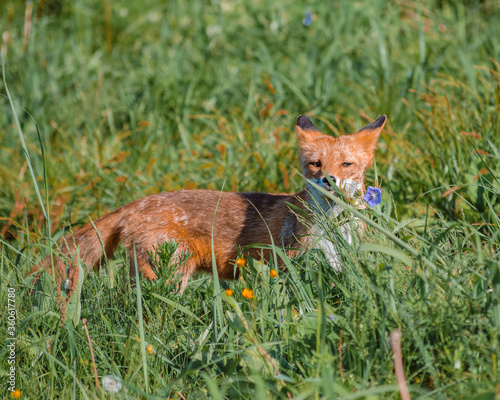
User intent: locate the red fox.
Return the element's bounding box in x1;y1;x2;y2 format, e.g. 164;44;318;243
31;115;386;291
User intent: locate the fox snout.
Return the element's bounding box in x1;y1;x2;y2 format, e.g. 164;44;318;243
322;175;337;190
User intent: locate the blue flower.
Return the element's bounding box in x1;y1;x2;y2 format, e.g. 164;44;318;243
276;310;285;327
364;186;382;206
302;12;312;26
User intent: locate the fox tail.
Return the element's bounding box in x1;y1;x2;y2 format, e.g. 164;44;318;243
29;207;126;288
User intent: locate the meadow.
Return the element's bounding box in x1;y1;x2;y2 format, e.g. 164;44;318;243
0;0;499;398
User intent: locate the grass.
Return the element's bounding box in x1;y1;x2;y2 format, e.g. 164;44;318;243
1;0;499;398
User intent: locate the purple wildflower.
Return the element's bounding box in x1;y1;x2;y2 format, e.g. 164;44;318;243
302;12;312;26
364;186;382;207
276;310;285;327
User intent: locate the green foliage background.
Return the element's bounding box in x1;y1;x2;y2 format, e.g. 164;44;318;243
0;0;499;398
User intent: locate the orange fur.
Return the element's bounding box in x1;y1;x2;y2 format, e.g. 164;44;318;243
30;115;386;291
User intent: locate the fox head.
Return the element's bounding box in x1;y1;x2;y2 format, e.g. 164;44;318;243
296;114;386;202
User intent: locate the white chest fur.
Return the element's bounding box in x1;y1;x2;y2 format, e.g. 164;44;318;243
310;199;365;272
305;179;365;272
310;205;350;272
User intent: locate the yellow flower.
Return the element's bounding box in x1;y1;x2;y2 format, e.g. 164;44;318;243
242;288;254;299
270;269;278;278
11;389;21;399
236;257;247;267
146;345;154;355
225;288;233;297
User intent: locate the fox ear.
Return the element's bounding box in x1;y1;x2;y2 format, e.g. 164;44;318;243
296;115;323;144
353;115;387;153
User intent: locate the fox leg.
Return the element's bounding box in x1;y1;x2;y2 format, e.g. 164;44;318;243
128;254;158;280
176;259;197;293
164;245;198;293
125;237;198;291
127;248;158;289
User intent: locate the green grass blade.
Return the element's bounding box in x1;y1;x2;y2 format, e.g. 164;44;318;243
358;243;414;266
2;62;48;219
133;242;149;393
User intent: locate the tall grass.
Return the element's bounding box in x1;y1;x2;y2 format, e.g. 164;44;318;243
1;0;499;398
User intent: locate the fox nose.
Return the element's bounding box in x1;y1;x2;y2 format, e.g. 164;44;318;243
322;175;336;186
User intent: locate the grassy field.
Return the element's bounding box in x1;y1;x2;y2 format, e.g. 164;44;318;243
1;0;499;398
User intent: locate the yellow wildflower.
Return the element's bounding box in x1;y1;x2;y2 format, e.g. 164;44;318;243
236;257;247;267
242;288;254;299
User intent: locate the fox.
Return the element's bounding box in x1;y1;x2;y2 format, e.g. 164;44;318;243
30;114;386;292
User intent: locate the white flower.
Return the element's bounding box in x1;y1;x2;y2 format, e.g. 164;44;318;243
102;375;123;393
454;360;461;370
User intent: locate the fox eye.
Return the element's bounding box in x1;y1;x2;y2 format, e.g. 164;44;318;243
342;162;353;167
309;161;322;168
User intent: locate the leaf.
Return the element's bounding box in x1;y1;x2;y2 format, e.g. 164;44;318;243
285;201;310;219
151;293;203;324
470;391;496;400
66;261;85;327
358;244;413;265
392;218;417;234
225;310;245;334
